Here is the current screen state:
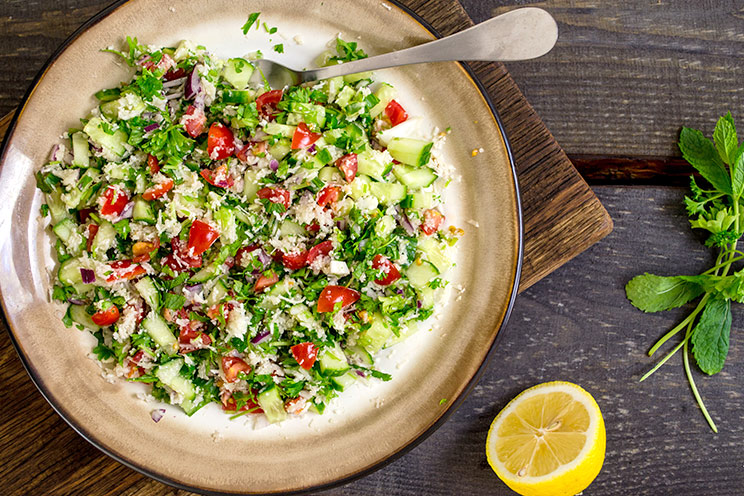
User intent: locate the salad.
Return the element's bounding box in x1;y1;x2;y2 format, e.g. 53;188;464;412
36;35;459;423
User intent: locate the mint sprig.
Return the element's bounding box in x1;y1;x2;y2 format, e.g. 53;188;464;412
626;112;744;432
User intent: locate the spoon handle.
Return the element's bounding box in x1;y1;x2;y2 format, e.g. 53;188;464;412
302;7;558;82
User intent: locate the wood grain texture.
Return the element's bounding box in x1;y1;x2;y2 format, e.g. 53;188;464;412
461;0;744;158
0;0;612;495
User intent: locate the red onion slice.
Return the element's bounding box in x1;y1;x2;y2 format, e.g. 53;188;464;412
269;159;279;171
68;298;87;305
80;268;96;284
184;68;201;100
144;123;160;133
151;408;166;423
251;330;271;344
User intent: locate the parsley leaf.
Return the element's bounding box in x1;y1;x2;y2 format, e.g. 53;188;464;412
273;43;284;54
241;12;261;34
331;38;368;63
163;293;187;310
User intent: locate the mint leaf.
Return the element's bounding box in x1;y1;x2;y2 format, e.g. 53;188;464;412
713;112;738;165
691;296;731;375
679;127;732;195
732;149;744;199
625;273;704;312
241;12;260;35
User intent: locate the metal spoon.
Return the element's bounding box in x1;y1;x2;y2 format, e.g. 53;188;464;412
251;7;558;88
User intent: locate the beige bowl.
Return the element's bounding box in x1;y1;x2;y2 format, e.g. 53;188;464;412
0;0;521;493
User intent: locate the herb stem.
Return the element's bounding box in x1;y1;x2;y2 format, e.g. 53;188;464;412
683;319;718;433
647;294;709;356
639;336;688;382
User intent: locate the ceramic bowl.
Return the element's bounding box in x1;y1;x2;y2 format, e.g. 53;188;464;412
0;0;521;493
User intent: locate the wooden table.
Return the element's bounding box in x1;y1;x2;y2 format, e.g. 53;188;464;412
2;1;743;495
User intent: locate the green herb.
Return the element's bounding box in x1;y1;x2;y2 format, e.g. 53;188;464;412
330;38;368;63
625;112;744;432
273;43;284;54
163;293;187;310
439;398;448;405
241;12;261;34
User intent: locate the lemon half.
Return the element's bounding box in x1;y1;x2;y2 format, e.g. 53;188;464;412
486;381;606;496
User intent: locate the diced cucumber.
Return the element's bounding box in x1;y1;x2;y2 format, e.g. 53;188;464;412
58;258;85;285
357;149;392;181
290;102;326;129
375;215;396;238
71;132;91;168
343;71;373;83
392;164;437;189
222;89;254;104
52;218;83;256
141;313;178;355
46;189;71;224
369;182;406;206
206;280;228;307
268;138;292;160
190;261;221;283
77;168;102;207
99;100;120;120
134;276;160;310
318;166;343;183
264;122;296;138
406;260;439;289
222;58;255;89
418;237;451;273
180;396;203;416
257;385;287;423
389;320;420;346
83;117;129;159
388;138;433;167
243;169;260;200
418;286;436;309
359;314;392;353
258;278;293;309
289;304;314;328
401;192;436;209
335;86;355;107
132;197;156;224
69;304;100;331
101;93;145;120
319;343;350;375
214;207;237;242
155;358;196;400
91;221;116;259
332;371;358;391
347;344;373;367
325;76;344;101
280;219;306;237
369;84;397;117
174;194;203;218
335;197;354;217
349;174;372;200
377;116;424;147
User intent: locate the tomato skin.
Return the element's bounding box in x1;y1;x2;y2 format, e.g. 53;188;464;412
384;100;408;126
178;324;212;353
282;250;308;270
372;254;401;285
222;356;251;383
147;154;160;174
105;260;146;282
306;240;333;267
255;89;283;119
256;187;291;209
254;272;279;293
200;164;234;188
317;285;360;313
222;393;263;414
142;178;174;201
91;303;120;326
163;238;203;272
335;154;358;183
207;122;235;160
306;222;320;234
99;186;129;217
86;224;99;253
182;105;207;138
187;220;220;256
421;209;445;235
317;186;341;207
291;122;322;150
290;342;318;370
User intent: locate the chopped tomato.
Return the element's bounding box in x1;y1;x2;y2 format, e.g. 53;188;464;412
142;178;174;200
163;238;203;272
179;324;212;353
335;154;358;183
317;186;341;207
147;154;160;174
222;356;251;383
372;254;401;285
86;224;99;253
126;301;146;324
255;89;283;119
254;272;279;293
105;260;146;282
222;393;263;414
285;396;307;414
187;220;219;256
99;186;129;217
291;122;321;150
141;53;176;74
236;141;267;162
182;105;207;138
200;163;234;188
282;250;308;270
206;302;232;321
421;209;445;235
317;285;360;313
91;303;120;326
306;240;333;267
290;342;318;370
385;100;408;126
130;350;146;365
306;222;320;234
235;244;260;268
256;187;291;209
207;122;235;160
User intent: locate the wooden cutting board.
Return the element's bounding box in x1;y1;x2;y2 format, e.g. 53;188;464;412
0;1;611;494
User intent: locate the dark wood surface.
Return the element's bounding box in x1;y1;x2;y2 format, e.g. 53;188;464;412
2;1;742;496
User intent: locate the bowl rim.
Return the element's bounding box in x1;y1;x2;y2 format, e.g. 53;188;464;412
0;0;523;494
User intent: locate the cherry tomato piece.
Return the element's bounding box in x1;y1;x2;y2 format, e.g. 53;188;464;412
147;154;160;174
182;105;207;138
421;209;445;235
290;342;318;370
92;303;120;326
256;187;291;209
99;186;129;217
255;89;283;118
317;285;360;313
187;220;220;256
384;100;408;126
372;254;401;285
222;356;251;383
142;178;174;200
335;153;358;183
254;272;279;293
105;260;146;282
291;122;321;150
317;186;341;207
207;122;235;160
86;224;99;253
306;240;333;267
200;163;234;188
282;250;308;270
